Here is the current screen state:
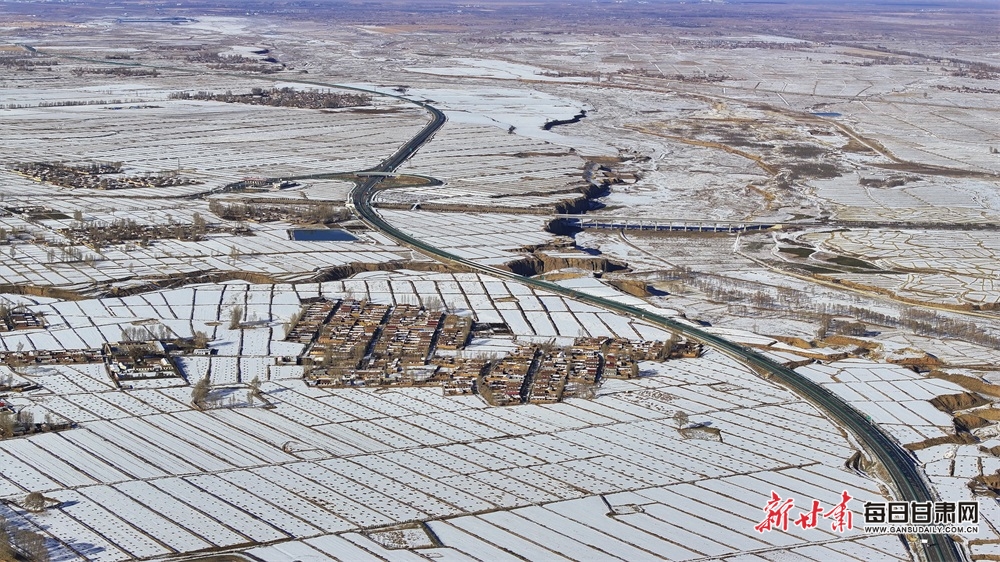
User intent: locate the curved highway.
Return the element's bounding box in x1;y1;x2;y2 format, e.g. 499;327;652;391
349;100;963;562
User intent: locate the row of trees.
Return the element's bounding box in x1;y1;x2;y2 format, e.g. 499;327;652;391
207;200;349;225
24;99;143;108
693;269;1000;347
72;215;212;247
0;410;68;439
11;160;198;190
71;67;157;77
191;374;265;409
0;511;49;562
169;87;370;109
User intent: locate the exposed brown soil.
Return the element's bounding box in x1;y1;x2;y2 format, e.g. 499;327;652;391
906;432;978;451
970;473;1000;495
104;260;457;298
955;413;991;432
0;284;88;301
502;253;628;278
930;372;1000;399
840;138;875;153
974;410;1000;422
770;335;815;349
374;175;439;189
817;335;880;350
930;392;990;414
606;278;653;298
305;260;456;283
886;354;943;370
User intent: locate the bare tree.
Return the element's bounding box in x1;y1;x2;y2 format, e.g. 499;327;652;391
0;518;13;561
22;492;46;512
192;212;207;237
0;412;14;438
673;410;689;428
120;326;151;345
191;375;211;409
247;375;263;406
10;523;49;562
282;307;305;338
228;305;244;330
423;295;445;312
16;410;33;429
192;330;210;348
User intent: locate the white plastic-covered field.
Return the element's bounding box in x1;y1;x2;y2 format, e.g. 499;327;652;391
1;272;986;559
1;326;915;560
377;210;557;266
2;93;426;184
797;361;962;446
0;213;417;291
796;359;1000;546
0;76;442;295
378;121;591;210
6;270;679;359
795;228;1000;308
5;14;1000;561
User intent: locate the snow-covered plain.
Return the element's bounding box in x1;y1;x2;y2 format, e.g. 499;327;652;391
4;11;1000;560
0;274;913;560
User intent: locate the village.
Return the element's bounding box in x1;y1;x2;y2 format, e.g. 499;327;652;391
286;298;703;406
10;161;201;191
0;295;705;411
168;87;372;110
0;310;186;388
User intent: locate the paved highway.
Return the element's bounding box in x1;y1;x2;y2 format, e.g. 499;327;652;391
348;98;963;562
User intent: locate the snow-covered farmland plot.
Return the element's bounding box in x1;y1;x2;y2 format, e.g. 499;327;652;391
381;121;592;211
1;329;912;561
378;210;556;266
0;78;439;294
797;228;1000;308
0;268;971;561
1;97;427;185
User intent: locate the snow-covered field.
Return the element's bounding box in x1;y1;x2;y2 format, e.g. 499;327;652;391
0;307;912;560
379;122;591;211
796;228;1000;308
2;9;999;560
0;271;989;560
1;98;425;184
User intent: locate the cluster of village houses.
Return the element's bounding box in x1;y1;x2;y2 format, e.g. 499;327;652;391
286;298;702;406
0;297;702;411
10;161;199;190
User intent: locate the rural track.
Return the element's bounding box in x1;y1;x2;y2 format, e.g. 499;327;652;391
348;94;965;562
